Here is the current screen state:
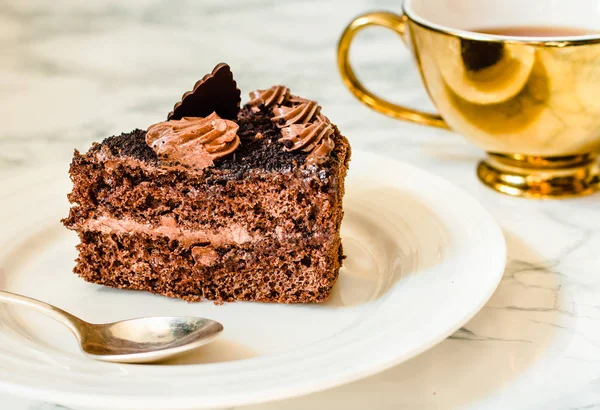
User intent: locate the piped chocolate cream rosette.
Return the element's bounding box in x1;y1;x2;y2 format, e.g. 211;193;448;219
279;115;335;165
272;100;321;128
247;85;290;109
247;87;335;166
146;112;240;170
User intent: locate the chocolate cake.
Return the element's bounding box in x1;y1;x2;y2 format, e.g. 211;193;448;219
62;63;351;303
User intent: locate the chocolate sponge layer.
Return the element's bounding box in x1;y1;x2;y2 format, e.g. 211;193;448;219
63;153;346;244
75;231;343;303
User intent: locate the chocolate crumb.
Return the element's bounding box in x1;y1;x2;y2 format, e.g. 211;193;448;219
90;129;159;164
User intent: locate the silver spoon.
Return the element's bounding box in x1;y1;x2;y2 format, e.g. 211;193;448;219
0;290;223;364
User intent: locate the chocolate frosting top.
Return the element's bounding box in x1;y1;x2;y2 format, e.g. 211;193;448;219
146;112;240;170
168;63;241;121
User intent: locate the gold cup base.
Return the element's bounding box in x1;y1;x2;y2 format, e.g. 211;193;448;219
477;153;600;199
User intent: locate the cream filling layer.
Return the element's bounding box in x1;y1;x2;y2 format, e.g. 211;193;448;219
78;215;256;247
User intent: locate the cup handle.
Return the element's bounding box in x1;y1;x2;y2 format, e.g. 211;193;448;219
337;11;449;129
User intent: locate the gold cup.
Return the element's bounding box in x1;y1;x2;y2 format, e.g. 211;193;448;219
338;4;600;199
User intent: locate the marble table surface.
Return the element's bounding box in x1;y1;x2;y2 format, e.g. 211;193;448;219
1;0;600;409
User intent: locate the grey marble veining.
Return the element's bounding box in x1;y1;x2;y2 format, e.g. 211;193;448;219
1;0;600;409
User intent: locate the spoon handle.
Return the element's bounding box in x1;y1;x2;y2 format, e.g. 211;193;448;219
0;290;82;337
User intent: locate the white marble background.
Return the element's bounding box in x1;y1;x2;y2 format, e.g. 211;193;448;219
1;0;600;409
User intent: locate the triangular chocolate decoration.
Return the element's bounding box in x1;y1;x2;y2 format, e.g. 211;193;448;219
168;63;241;121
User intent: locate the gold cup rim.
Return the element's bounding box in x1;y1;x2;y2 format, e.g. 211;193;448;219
402;0;600;47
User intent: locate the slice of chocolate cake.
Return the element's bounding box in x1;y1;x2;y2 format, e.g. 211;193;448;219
62;63;351;303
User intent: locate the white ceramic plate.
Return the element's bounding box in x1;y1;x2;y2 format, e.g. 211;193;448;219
0;151;505;410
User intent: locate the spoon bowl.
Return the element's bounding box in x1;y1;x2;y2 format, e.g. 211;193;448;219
79;316;223;363
0;290;223;364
